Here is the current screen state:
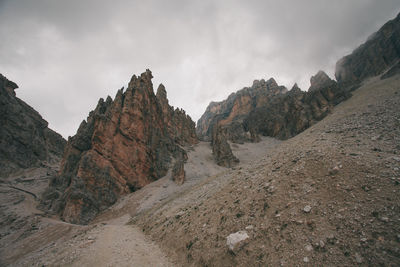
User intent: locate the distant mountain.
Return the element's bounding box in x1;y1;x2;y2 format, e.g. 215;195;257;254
41;70;198;224
198;11;400;167
0;74;66;177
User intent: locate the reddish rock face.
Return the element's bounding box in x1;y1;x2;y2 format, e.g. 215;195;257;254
42;70;197;224
196;78;287;143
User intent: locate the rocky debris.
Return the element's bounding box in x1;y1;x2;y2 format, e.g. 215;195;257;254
197;78;287;142
211;125;239;168
0;74;66;177
136;72;400;266
335;12;400;89
226;230;249;251
41;70;197;224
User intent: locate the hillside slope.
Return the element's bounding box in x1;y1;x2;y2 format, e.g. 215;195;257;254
134;73;400;266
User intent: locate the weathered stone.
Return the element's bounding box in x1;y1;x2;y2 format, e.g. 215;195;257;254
211;125;239;168
42;70;197;224
308;71;337;92
172;148;186;185
197;78;287;142
0;74;66;177
244;75;349;140
226;230;249;251
335;12;400;89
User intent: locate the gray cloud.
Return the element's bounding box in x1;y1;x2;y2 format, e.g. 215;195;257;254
1;0;399;138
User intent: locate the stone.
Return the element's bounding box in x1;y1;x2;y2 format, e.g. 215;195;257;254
172;154;185;185
303;257;309;263
226;230;249;251
211;125;239;168
0;74;66;177
303;205;312;213
42;70;198;224
355;253;363;263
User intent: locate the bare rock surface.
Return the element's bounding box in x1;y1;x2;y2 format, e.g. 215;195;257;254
0;74;66;177
196;78;287;142
335;12;400;89
41;70;197;225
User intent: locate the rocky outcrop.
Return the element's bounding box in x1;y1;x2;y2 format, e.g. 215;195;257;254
172;159;185;185
309;71;337;92
335;12;400;89
197;73;349;166
244;72;349;139
0;74;66;177
211;125;239;168
42;70;197;224
197;78;287;142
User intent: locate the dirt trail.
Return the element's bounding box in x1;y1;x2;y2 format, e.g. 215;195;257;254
4;135;281;266
72;215;173;267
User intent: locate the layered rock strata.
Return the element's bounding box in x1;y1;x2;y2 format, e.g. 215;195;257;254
0;74;66;177
42;70;197;224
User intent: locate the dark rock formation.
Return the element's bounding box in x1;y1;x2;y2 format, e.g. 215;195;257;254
211;125;239;168
0;74;66;177
42;70;197;224
244;72;349;139
197;78;287;142
172;159;185;185
335;12;400;89
309;71;337;92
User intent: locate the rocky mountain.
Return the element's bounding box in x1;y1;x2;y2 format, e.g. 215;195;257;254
198;71;348;167
243;72;349;140
0;74;66;177
197;78;287;143
335;12;400;89
41;70;197;224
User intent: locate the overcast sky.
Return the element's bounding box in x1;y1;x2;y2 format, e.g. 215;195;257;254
1;0;399;138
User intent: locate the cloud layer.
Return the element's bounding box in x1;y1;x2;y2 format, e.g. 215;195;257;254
1;0;399;138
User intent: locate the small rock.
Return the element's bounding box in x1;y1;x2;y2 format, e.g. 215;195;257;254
226;231;249;250
355;253;363;263
303;256;309;263
319;240;325;248
303;205;312;213
87;236;95;241
305;244;313;251
245;225;254;230
329;166;340;175
380;216;389;222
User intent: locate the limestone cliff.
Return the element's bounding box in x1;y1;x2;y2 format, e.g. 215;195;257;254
335;12;400;89
197;78;287;143
0;74;66;177
244;72;349;139
42;70;197;224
